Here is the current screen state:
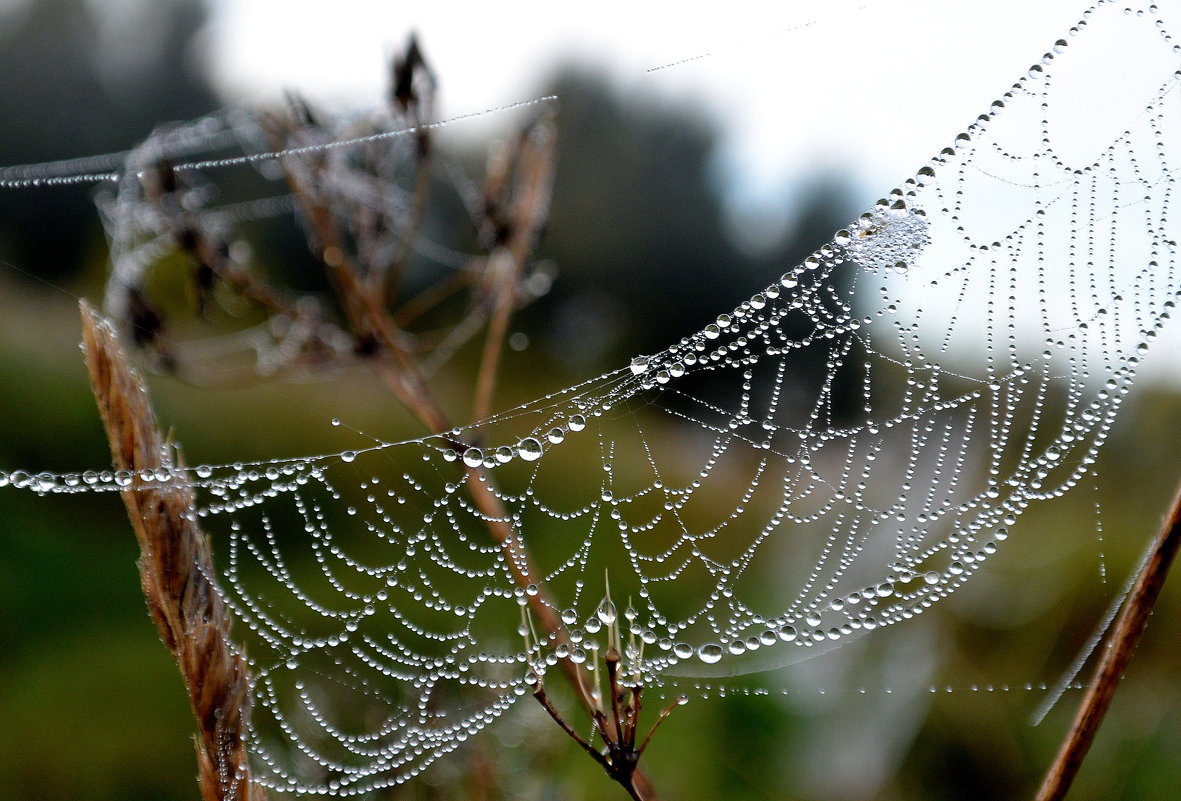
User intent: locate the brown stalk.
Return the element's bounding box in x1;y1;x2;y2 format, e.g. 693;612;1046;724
1034;479;1181;801
285;116;663;798
393;267;475;328
380;155;434;305
532;641;674;801
80;300;265;801
140;80;663;797
472;120;555;425
271;115;595;688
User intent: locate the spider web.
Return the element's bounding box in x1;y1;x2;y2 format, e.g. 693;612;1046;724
3;0;1181;795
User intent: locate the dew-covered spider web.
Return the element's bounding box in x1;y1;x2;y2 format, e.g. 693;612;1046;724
3;0;1181;795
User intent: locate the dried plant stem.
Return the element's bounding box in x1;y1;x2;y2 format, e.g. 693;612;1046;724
275;116;659;797
80;301;264;801
1034;480;1181;801
472;121;555;425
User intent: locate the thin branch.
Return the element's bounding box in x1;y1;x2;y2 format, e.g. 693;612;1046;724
532;683;611;770
471;119;556;425
1034;479;1181;801
81;300;265;801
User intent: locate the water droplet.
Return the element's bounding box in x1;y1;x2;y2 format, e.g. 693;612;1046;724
597;599;617;625
698;643;724;664
518;438;543;461
341;450;357;463
630;355;651;375
462;448;484;468
568;414;586;432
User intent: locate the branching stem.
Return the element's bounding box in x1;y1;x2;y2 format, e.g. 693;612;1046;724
1035;480;1181;801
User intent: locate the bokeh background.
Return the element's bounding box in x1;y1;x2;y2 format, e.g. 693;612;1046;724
2;1;1181;800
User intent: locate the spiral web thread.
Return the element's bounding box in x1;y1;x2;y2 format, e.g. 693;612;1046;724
2;1;1181;794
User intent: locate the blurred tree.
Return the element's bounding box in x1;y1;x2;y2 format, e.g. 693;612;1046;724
532;68;860;416
0;0;217;282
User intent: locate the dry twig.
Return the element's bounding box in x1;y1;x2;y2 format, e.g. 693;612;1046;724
81;300;265;801
1035;480;1181;801
97;37;667;798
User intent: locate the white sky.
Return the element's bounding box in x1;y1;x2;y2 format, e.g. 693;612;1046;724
206;0;1094;206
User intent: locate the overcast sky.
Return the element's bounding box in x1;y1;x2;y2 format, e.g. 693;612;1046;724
205;0;1094;207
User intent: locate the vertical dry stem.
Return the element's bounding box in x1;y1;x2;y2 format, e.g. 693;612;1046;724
471;120;555;425
81;300;264;801
1034;480;1181;801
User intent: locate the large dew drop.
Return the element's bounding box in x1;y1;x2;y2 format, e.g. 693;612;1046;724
596;599;617;626
697;643;724;664
517;438;543;462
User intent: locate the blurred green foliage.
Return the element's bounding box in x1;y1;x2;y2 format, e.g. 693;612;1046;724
1;2;1180;801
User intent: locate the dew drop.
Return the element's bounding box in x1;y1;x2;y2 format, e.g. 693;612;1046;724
698;643;724;664
596;599;617;625
517;438;543;462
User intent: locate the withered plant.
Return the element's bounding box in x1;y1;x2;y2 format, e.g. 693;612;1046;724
86;36;672;801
